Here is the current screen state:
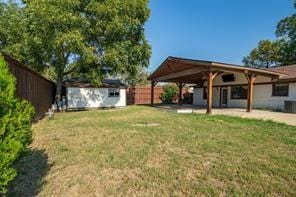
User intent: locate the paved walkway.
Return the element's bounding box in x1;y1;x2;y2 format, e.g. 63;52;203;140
195;108;296;126
156;105;296;126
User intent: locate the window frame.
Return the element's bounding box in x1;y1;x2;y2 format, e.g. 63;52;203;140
108;88;120;97
230;85;248;100
272;83;289;97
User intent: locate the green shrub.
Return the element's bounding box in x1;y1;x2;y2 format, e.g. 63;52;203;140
160;84;178;104
0;56;35;194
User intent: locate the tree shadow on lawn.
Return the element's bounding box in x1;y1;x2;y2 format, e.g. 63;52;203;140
8;149;53;197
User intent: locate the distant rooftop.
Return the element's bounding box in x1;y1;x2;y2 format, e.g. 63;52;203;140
269;64;296;80
64;78;126;88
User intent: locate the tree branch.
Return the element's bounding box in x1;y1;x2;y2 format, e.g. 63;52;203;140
63;65;76;75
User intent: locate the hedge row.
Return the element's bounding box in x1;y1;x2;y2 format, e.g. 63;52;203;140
0;56;35;194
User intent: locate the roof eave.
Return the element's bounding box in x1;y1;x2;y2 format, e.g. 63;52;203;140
148;56;286;82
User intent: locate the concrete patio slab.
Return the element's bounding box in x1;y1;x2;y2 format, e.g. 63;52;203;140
156;105;296;126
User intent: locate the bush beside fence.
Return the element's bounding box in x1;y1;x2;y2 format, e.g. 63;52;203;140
0;56;35;194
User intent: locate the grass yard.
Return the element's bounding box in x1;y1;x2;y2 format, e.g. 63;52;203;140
9;106;296;196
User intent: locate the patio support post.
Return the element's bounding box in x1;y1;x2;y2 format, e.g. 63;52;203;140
151;81;157;106
177;83;185;105
207;71;213;114
245;73;256;112
206;71;220;114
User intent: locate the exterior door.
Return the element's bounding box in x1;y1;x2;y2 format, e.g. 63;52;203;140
221;87;228;107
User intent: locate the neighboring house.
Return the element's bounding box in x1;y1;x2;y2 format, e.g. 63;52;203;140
65;79;127;109
193;64;296;111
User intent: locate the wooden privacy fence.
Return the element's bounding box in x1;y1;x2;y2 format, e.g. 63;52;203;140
127;86;163;105
4;53;56;119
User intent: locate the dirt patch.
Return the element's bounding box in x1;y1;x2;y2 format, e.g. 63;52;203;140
43;164;98;195
146;152;168;168
94;167;142;195
133;122;160;127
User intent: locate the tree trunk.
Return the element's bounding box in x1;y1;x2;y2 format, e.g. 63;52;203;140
55;73;63;111
56;76;63;98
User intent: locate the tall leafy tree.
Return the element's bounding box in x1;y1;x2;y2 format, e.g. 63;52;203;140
0;0;151;100
276;1;296;65
122;68;151;85
243;1;296;67
0;1;26;57
243;40;281;68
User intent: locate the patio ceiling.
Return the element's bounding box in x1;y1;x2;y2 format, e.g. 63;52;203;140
148;56;284;83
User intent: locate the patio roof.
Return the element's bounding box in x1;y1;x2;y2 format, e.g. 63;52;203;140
148;56;284;83
148;56;286;114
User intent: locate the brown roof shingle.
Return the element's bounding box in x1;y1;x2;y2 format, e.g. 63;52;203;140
269;65;296;80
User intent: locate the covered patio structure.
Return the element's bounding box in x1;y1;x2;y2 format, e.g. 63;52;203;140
148;57;283;114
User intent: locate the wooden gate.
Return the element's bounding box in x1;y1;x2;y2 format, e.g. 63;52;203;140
127;86;163;105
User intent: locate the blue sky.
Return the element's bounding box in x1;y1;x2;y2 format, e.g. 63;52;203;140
145;0;295;71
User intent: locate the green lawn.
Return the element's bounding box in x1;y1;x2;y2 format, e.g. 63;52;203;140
9;106;296;196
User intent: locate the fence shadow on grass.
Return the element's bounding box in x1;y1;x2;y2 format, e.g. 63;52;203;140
8;149;52;197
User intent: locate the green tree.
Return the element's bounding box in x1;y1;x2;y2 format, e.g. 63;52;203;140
243;40;281;68
276;1;296;65
0;0;151;101
243;1;296;67
0;1;26;56
124;68;151;86
160;84;178;104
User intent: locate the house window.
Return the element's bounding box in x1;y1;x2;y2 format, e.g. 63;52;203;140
272;84;289;96
108;88;120;97
203;88;207;99
231;86;248;99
